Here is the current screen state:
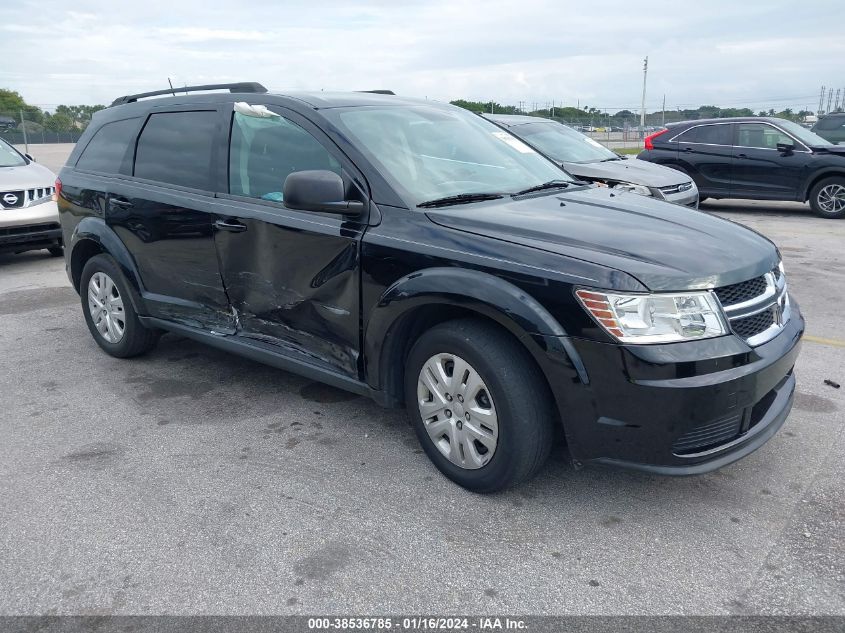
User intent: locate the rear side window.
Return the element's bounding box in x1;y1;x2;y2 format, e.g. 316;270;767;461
675;124;732;145
134;111;218;190
76;118;139;174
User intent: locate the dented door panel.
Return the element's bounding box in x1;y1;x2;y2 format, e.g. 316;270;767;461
212;200;364;378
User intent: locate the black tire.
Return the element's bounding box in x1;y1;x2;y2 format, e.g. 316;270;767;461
80;254;160;358
48;246;64;257
808;176;845;219
404;318;555;493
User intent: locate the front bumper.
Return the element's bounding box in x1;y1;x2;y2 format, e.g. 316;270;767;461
0;200;62;253
542;297;804;475
656;184;699;208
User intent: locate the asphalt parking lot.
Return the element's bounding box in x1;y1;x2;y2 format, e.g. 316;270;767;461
1;146;843;616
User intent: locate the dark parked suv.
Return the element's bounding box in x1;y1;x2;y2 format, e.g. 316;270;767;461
811;113;845;145
57;83;804;491
638;117;845;218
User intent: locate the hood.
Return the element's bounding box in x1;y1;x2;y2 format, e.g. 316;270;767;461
425;186;779;292
562;157;690;188
809;144;845;155
0;161;57;190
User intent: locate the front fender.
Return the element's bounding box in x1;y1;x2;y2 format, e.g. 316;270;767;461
364;267;589;395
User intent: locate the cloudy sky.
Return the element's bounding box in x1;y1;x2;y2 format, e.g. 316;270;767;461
1;0;843;113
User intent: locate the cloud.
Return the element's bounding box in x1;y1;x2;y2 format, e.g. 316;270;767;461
0;0;841;113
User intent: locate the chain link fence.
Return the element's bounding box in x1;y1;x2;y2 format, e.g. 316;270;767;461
0;111;86;148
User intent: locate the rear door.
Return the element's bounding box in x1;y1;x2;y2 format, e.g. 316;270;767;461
730;123;808;200
672;123;734;195
212;104;369;379
108;107;234;331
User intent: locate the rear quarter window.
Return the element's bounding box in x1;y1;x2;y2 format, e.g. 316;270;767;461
75;118;140;174
134;111;219;190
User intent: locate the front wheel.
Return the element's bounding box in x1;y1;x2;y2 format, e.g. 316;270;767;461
404;318;555;492
809;177;845;219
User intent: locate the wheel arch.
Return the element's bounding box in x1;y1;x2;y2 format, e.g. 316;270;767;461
364;267;586;409
69;217;146;312
802;169;845;202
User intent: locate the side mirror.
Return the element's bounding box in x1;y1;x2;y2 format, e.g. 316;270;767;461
283;170;364;216
25;153;35;162
776;142;795;155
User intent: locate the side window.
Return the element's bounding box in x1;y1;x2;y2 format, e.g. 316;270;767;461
76;118;139;174
676;124;731;145
229;110;340;202
815;117;845;131
134;111;218;190
736;124;793;150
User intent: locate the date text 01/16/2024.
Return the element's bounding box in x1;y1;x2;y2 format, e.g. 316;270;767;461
307;617;527;630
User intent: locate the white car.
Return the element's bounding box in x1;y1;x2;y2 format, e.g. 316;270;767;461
0;138;62;256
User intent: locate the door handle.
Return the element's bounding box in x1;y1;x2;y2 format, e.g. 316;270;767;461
683;147;693;152
736;153;748;159
109;197;133;208
214;219;247;233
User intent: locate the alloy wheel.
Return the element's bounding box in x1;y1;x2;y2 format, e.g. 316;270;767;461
817;184;845;214
87;272;126;344
417;353;499;469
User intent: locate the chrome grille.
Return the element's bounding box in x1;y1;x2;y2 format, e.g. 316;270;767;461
716;267;788;346
0;187;54;210
732;308;776;339
715;276;767;307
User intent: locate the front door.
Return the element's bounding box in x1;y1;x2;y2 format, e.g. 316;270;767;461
212;104;368;378
730;122;808;200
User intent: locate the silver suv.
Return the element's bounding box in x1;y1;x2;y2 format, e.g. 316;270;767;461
0;138;61;256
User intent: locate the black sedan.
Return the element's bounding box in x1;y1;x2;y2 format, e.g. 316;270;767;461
637;117;845;218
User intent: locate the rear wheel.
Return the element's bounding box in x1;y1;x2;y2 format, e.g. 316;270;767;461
404;318;555;492
809;177;845;219
80;254;160;358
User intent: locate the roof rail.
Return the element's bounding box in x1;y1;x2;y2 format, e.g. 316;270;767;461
357;90;395;95
110;82;268;107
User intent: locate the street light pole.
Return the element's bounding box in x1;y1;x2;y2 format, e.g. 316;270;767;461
639;56;648;136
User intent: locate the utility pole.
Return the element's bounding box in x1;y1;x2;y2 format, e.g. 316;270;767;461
639;56;648;135
827;90;834;114
818;86;826;115
19;110;28;155
835;89;841;112
661;94;666;127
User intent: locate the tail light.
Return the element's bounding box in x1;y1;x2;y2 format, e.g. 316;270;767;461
53;178;62;201
644;128;668;150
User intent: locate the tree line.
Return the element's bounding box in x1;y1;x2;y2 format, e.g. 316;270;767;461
0;89;105;133
449;99;814;125
0;87;816;135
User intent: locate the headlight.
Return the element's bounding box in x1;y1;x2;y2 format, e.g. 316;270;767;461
576;289;728;343
613;182;652;196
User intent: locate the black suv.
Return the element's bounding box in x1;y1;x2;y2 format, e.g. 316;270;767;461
638;117;845;218
57;83;804;491
811;112;845;145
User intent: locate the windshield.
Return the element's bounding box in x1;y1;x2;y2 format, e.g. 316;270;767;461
326;105;571;206
509;121;619;163
0;139;27;168
777;119;832;147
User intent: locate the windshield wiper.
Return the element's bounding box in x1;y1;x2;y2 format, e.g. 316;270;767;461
512;180;572;196
417;192;505;208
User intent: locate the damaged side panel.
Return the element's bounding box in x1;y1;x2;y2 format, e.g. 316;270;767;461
213;210;364;378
